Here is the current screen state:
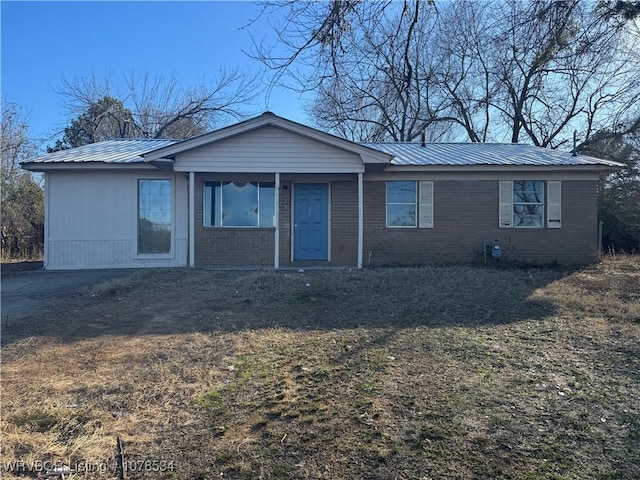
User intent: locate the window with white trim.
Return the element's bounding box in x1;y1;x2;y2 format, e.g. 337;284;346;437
513;180;544;227
138;179;172;254
204;181;275;227
499;180;561;229
386;181;433;228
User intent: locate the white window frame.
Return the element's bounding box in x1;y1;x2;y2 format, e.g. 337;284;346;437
513;180;545;228
386;181;434;229
136;178;174;258
499;180;561;229
203;180;276;228
386;181;417;228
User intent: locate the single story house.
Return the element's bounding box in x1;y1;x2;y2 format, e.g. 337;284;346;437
21;112;622;269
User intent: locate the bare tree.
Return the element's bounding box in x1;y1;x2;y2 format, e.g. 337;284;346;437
1;101;37;173
52;69;258;147
484;1;640;147
1;101;44;259
125;70;257;138
254;0;640;146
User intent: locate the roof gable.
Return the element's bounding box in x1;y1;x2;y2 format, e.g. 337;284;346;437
143;112;392;165
172;124;370;173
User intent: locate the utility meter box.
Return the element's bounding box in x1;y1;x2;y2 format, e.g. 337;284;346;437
484;239;502;261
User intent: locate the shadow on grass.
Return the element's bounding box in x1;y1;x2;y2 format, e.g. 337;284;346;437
1;265;567;345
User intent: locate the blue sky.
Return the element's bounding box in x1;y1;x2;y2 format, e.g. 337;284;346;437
1;1;311;149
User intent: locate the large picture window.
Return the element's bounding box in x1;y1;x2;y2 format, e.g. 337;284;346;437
138;179;172;254
204;181;275;227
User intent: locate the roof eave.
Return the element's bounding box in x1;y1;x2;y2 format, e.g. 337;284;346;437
20;162;159;172
385;164;623;173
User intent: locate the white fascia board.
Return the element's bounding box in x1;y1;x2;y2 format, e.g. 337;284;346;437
149;159;176;171
20;162;160;172
384;164;620;174
359;151;393;164
173;164;365;174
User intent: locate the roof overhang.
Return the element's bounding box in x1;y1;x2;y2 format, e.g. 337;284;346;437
143;112;393;165
20;162;161;172
384;164;622;174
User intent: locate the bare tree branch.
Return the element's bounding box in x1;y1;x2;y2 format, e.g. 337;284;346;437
252;0;640;148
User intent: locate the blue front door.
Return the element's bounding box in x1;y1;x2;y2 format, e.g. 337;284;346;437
294;183;329;261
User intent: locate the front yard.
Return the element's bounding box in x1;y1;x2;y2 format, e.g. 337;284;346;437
1;256;639;479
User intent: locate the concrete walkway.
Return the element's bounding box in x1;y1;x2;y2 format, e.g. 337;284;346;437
1;268;133;317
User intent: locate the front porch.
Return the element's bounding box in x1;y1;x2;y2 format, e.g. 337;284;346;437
187;173;365;269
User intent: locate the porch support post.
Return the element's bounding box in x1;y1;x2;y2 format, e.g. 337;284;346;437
189;171;195;268
43;173;49;269
274;172;280;269
357;172;364;269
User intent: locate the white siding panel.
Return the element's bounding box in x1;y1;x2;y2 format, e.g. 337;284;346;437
174;126;364;173
48;240;134;268
48;172;135;240
46;171;188;269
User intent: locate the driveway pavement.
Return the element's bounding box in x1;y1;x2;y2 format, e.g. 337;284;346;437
1;268;134;317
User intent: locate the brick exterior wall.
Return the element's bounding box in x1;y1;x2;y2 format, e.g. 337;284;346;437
277;180;358;267
279;181;292;266
363;179;599;265
194;176;275;267
329;181;358;266
194;177;360;267
194;175;599;267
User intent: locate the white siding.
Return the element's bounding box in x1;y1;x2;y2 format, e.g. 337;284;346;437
46;171;188;269
174;126;365;173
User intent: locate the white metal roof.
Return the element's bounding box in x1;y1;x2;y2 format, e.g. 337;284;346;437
363;142;623;167
22;138;178;165
21;132;622;171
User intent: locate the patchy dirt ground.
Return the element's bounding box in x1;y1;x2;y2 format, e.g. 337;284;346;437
1;257;639;479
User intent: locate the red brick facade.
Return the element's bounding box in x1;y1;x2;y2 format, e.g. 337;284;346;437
194;174;599;267
194;176;275;267
362;179;599;265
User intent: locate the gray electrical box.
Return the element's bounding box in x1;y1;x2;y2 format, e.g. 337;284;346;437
483;239;502;262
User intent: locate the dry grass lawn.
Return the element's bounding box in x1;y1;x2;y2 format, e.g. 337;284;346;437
1;256;639;479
